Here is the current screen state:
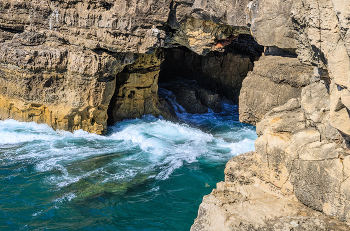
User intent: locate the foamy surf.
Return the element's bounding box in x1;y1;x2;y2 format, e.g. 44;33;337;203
0;96;257;231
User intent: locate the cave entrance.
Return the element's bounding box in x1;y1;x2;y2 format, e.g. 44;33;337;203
157;34;263;114
107;34;263;125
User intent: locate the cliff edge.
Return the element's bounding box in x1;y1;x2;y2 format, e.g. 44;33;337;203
0;0;252;134
192;0;350;230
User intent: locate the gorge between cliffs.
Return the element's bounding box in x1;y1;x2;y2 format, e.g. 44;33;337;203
1;0;350;230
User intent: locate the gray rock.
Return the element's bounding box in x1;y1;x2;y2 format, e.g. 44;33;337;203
191;152;350;231
239;55;313;125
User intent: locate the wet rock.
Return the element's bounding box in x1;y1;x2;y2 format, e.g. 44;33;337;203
196;89;221;112
162;78;223;114
0;0;255;134
194;0;350;229
107;49;174;124
0;38;137;134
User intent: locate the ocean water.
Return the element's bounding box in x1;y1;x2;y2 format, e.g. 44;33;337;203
0;91;257;231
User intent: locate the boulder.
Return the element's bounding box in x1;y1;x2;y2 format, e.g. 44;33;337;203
239;55;313;125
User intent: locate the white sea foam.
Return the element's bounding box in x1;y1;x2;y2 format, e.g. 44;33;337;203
0;108;257;189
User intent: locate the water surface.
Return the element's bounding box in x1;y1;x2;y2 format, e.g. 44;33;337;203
0;97;256;230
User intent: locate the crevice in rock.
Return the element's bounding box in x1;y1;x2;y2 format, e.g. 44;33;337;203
0;27;24;34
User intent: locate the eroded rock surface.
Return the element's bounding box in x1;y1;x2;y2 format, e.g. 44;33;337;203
161;34;263;103
0;0;252;54
239;55;313;125
193;0;350;229
0;32;136;134
0;0;255;134
191;152;350;231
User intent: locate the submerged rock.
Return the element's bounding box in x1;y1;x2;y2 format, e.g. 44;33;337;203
161;78;222;114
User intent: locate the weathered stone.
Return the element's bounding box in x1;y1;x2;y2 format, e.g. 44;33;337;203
301;82;330;123
0;38;136;134
239;55;313;125
191;152;350;231
160;34;262;103
107;49;173;123
291;0;350;88
246;0;296;49
0;0;252;55
194;0;350;229
249;96;348;224
256;102;306;136
295;159;343;213
330;83;350;137
0;0;261;133
161;78;224;114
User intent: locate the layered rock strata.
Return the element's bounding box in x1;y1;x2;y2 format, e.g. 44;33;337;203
192;152;350;230
239;55;313;125
107;49;173;124
193;0;350;229
0;0;256;134
0;31;136;134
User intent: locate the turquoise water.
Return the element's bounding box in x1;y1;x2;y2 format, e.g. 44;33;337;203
0;97;256;230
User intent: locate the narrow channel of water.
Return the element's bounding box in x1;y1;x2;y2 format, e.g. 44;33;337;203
0;89;256;230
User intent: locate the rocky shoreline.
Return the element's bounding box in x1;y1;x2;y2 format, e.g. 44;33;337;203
192;0;350;229
1;0;350;229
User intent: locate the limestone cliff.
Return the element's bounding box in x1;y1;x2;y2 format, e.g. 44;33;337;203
2;0;350;229
0;0;253;134
192;0;350;230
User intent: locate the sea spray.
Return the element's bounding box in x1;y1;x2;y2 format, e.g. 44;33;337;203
0;93;256;230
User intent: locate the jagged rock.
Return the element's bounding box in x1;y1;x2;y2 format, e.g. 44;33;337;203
246;0;297;50
0;36;136;134
0;0;251;54
196;88;221;112
256;98;306;136
107;49;173;124
0;29;15;42
330;83;350;137
291;0;350;87
239;55;313;125
193;0;350;229
191;152;350;231
0;0;256;133
162;78;222;114
254;96;350;224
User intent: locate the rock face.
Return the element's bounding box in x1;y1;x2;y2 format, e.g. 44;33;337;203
191;152;350;231
107;49;173;124
160;77;223;114
0;0;254;134
0;32;136;134
239;55;313;125
2;0;350;228
0;0;252;54
193;0;350;229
